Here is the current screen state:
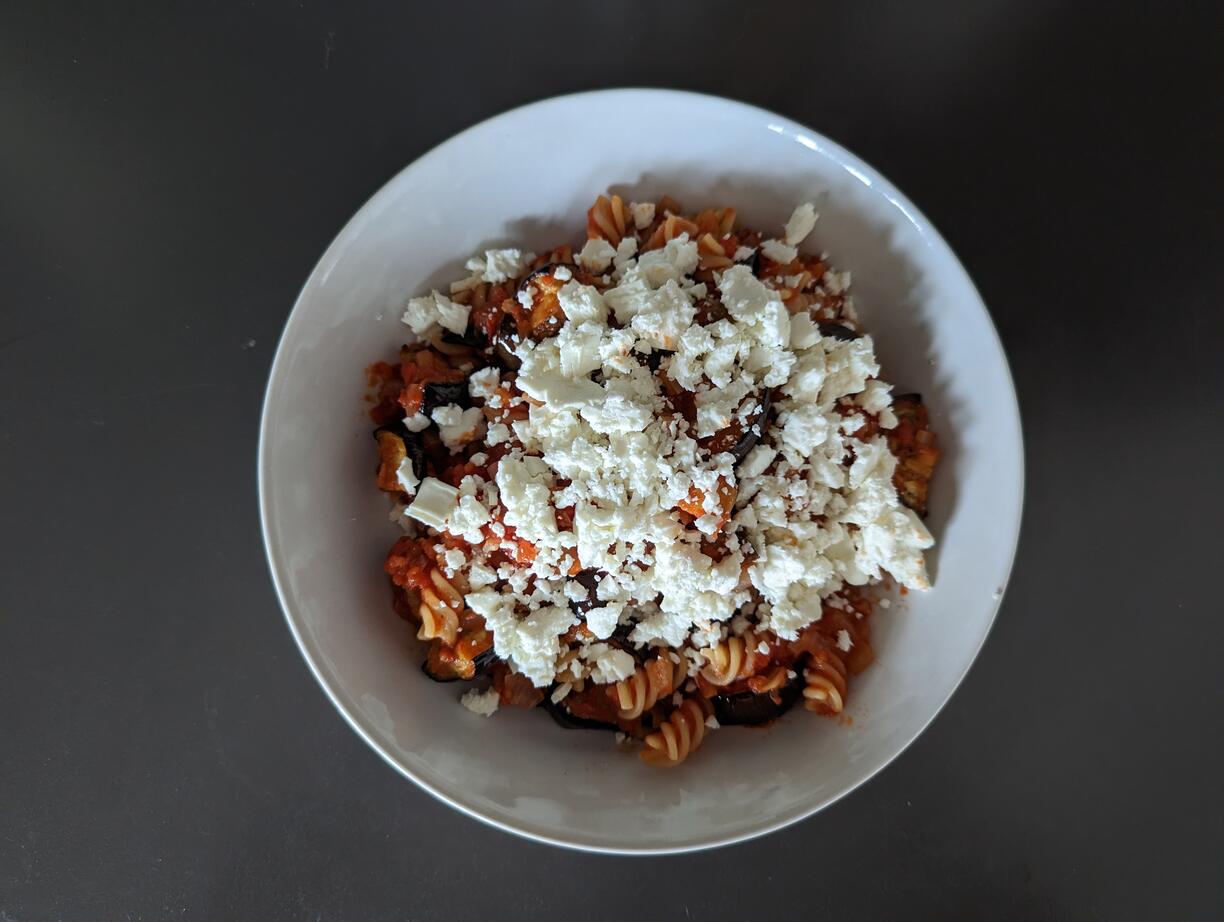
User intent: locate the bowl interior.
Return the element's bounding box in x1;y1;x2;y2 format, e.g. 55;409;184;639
259;89;1023;853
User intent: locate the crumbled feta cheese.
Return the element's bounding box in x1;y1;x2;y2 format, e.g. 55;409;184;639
783;202;818;246
469;367;501;400
403;412;431;433
760;239;798;265
460;687;500;717
576;238;617;273
431;404;485;450
405;477;460;530
629;201;656;229
836;629;853;652
466;248;530;283
402;291;470;337
395;458;419;495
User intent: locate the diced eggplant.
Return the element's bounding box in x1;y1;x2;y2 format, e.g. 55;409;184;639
374;423;426;484
730;388;773;464
711;388;773;465
542;693;619;731
517;262;574;291
516;264;571;340
567;568;607;616
440;328;485;349
492;313;522;370
817;322;860;341
421;380;470;413
710;671;804;726
422;651;467;683
472;646;498;675
422;637;494;683
635;348;672;373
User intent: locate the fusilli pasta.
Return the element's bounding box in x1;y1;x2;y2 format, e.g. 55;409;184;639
640;697;712;767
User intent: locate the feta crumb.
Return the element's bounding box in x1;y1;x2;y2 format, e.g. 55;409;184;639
783;202;818;246
402;412;431;434
836;629;853;652
576;238;617;273
395;458;419;495
469;367;501;400
467;248;530;284
402;291;470;337
760;239;798;265
629;201;656;229
430;404;485;450
460;687;499;717
405;477;459;530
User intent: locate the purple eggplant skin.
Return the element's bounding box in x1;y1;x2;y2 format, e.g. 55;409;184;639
373;423;426;484
421;380;471;413
542;693;619;731
517;262;575;293
567;568;607;615
491;313;522;370
710;670;804;726
727;388;774;464
472;646;498;675
421;659;464;683
441;327;486;349
817;322;860;342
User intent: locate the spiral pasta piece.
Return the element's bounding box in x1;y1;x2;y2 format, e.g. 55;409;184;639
417;567;464;647
613;656;684;720
803;650;849;715
746;665;790;695
586;194;627;245
641;697;711;767
699;631;767;686
697;232;734;270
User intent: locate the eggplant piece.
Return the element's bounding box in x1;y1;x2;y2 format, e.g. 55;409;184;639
542;693;619;732
634;348;672;373
472;645;498;675
440;328;486;349
422;637;495;683
517;262;575;291
373;423;426;485
491;313;522;370
710;671;804;726
713;388;774;465
421;380;470;413
817;322;860;342
422;651;466;683
567;568;607;616
731;388;773;464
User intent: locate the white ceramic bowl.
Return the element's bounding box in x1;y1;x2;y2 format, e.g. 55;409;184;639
259;89;1023;854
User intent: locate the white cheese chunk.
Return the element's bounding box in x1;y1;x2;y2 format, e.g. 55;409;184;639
460;687;500;717
402;291;471;337
783;202;818;246
405;477;460;530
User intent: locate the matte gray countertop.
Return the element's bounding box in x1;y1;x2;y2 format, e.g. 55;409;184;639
4;2;1223;918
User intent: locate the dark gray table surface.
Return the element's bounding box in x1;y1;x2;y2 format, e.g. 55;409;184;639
4;2;1223;919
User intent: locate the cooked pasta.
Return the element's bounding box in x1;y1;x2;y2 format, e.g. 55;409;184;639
803;650;849;716
640;697;711;767
698;631;768;686
367;193;941;766
417;567;464;646
614;655;685;719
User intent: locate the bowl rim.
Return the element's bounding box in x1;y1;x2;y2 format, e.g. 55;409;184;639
258;87;1025;855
